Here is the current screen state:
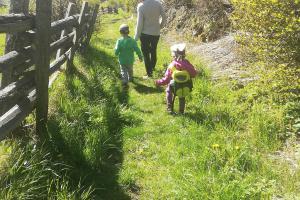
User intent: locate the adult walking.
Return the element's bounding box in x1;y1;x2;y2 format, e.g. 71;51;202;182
134;0;166;78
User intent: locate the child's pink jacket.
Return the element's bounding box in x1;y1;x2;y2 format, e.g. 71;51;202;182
156;59;197;86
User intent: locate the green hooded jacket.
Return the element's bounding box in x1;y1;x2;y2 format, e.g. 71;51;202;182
115;36;143;65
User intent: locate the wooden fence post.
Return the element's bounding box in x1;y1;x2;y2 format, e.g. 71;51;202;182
35;0;52;140
1;0;30;89
67;1;89;71
83;4;99;49
56;3;76;59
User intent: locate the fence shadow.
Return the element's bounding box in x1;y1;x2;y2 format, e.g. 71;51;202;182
81;44;129;105
47;45;131;199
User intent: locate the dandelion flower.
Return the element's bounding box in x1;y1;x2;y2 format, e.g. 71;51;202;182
212;144;220;148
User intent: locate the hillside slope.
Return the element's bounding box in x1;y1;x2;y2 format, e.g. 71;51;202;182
163;0;232;42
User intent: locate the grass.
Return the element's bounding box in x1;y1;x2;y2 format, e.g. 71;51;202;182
1;11;130;199
101;14;298;199
0;6;7;51
0;33;4;55
0;11;299;199
0;6;8;82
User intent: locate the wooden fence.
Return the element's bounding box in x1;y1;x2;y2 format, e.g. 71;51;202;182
0;1;99;141
100;6;118;14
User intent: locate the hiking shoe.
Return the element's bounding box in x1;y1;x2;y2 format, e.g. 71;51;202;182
122;83;129;89
167;106;173;114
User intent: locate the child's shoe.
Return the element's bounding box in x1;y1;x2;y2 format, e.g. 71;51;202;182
122;82;129;89
167;104;173;114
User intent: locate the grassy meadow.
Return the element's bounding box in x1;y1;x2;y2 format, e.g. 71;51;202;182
0;10;299;199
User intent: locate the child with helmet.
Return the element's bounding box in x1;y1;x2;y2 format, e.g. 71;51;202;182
155;43;198;114
115;24;143;87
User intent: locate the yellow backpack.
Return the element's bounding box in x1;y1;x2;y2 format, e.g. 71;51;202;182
171;66;193;98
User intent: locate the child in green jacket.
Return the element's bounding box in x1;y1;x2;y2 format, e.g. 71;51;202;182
115;24;143;86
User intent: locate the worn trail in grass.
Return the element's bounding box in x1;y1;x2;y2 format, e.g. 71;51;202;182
95;14;300;199
97;15;217;199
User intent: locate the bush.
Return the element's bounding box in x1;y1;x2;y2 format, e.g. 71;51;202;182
123;0;137;12
231;0;300;102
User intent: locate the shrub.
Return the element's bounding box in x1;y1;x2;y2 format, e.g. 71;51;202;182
231;0;300;102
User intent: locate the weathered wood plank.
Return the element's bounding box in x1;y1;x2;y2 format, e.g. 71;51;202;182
3;1;30;90
50;49;70;75
83;4;99;49
0;87;34;108
35;0;51;139
0;46;33;74
0;18;34;33
0;76;35;108
0;46;33;88
48;49;71;88
14;59;34;77
51;15;79;34
67;1;89;71
0;70;35;102
56;3;77;60
50;31;75;53
0;69;34;116
0;14;32;23
0;89;36;141
85;13;91;20
23;30;36;43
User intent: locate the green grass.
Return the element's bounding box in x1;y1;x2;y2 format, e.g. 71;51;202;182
0;34;4;55
0;12;299;199
0;12;129;199
0;6;8;82
98;15;298;199
0;6;7;53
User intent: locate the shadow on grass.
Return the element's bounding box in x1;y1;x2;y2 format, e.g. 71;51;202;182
132;79;164;94
92;36;119;53
184;111;206;125
47;45;132;199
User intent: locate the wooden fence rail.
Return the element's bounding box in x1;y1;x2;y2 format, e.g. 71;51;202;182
0;1;100;141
